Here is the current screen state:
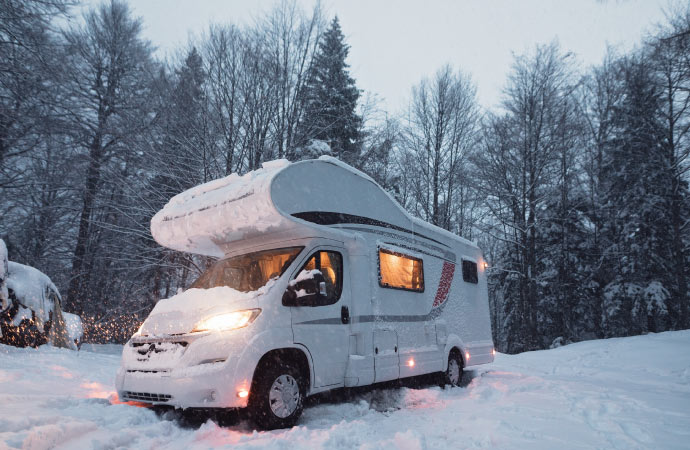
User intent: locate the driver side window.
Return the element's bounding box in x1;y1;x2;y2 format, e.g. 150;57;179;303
295;250;343;305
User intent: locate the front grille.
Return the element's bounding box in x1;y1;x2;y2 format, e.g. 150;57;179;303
131;341;188;351
126;369;170;374
130;340;188;362
123;391;172;403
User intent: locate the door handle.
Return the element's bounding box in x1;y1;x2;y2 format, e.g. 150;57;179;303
341;306;350;324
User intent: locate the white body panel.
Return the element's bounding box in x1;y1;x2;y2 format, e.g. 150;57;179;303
117;157;494;409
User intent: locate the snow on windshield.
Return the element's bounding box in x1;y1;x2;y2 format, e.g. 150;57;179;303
190;247;302;292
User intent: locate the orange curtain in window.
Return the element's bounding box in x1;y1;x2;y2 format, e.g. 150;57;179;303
379;250;423;291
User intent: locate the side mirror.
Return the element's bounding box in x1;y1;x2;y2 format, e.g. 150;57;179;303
282;270;327;307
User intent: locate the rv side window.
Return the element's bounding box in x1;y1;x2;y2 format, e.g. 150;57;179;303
462;260;478;284
378;248;424;292
294;251;343;305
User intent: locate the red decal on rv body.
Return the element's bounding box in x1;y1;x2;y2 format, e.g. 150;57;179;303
433;262;455;307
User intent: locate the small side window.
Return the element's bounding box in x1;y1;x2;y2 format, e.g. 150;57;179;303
462;260;478;284
292;251;343;305
378;248;424;292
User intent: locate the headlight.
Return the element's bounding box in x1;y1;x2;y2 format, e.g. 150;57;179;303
193;309;261;333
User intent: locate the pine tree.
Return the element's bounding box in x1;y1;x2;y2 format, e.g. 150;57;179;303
299;17;361;164
599;56;675;336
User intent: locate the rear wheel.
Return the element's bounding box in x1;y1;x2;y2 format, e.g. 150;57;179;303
442;350;464;387
248;359;305;430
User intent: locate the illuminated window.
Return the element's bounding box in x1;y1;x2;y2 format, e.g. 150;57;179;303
462;260;478;284
378;248;424;292
191;247;303;292
294;251;343;305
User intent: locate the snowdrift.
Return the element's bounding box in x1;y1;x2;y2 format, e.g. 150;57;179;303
2;331;689;449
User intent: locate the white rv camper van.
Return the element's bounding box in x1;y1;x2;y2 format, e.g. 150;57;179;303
116;157;494;428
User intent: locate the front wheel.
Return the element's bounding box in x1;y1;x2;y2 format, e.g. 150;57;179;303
248;360;305;430
441;350;464;387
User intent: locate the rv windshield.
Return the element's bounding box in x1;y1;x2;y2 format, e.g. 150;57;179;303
190;247;303;293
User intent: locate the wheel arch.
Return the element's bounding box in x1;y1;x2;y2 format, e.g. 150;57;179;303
250;346;313;395
443;334;468;370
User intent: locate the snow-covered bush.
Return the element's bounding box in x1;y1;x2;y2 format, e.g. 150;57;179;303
602;281;669;337
292;139;332;161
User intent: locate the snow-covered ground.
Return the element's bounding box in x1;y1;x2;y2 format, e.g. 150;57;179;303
1;331;689;449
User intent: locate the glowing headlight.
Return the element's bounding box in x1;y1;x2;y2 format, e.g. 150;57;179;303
193;309;261;333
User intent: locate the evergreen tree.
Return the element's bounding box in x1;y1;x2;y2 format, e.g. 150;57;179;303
599;56;675;336
299;17;361;164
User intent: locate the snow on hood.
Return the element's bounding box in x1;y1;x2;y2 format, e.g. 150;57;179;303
150;159;293;257
140;281;274;336
6;261;59;321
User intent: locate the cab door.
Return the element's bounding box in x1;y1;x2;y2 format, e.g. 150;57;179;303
287;245;352;388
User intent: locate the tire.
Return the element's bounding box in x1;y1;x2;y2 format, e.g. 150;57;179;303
248;358;305;430
442;350;464;387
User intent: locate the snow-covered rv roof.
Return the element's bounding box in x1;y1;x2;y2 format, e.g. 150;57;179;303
151;156;477;257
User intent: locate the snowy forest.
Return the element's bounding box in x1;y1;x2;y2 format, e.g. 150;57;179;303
2;0;690;353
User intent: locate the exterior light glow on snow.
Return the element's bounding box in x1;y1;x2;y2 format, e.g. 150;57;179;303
193;309;261;332
492;348;496;356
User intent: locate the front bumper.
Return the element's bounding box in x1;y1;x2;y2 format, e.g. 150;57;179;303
116;361;248;408
116;331;252;409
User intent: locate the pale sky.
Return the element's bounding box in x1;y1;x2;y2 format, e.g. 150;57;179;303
88;0;675;112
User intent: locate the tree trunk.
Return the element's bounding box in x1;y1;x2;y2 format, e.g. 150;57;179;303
67;136;103;316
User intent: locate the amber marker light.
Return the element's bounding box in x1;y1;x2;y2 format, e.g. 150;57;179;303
237;389;249;399
408;358;415;367
492;348;496;357
465;351;471;361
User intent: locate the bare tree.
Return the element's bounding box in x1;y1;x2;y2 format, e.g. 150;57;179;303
474;43;577;352
203;24;247;175
261;0;324;159
577;48;624;252
402;65;480;232
61;0;155;316
649;9;690;327
0;0;71;187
